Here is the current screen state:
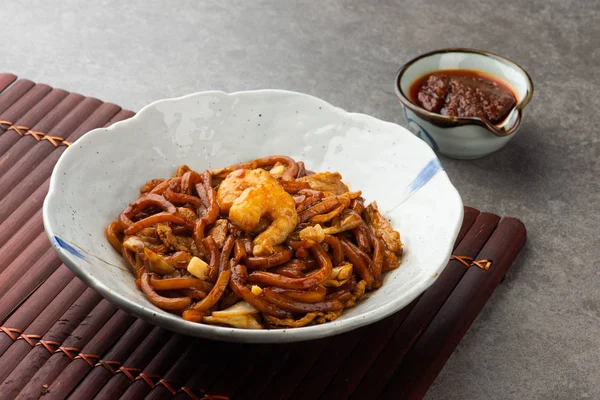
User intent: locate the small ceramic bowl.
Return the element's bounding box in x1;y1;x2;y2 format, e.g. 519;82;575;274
395;48;534;159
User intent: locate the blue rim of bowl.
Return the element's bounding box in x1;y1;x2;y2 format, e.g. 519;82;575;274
42;89;464;343
394;48;534;135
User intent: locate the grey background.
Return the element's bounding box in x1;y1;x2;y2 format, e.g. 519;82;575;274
1;0;598;398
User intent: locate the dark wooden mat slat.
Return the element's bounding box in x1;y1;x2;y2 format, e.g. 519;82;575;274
181;340;246;400
347;211;500;400
144;342;204;400
118;335;192;400
0;91;80;172
0;84;53;141
94;327;173;400
166;338;252;400
287;207;480;400
235;343;300;400
0;215;46;272
0;244;60;315
0;288;103;399
380;217;527;399
288;300;415;400
0;89;72;159
17;300;118;400
0;103;136;399
41;310;137;400
0;266;75;347
0;73;17;94
0;245;64;318
0;179;49;247
0;80;36;118
0;210;46;277
66;319;154;400
303;208;483;400
319;301;423;400
0;97;104;202
252;337;333;400
455;207;480;244
0;101;120;229
0;99;124;326
0;259;66;340
0;278;87;382
0;83;136;399
2;107;131;234
0;75;527;400
205;341;274;399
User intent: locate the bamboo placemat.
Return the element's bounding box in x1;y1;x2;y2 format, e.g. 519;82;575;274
0;73;527;400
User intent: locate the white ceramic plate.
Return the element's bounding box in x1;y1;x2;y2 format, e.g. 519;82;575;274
43;90;463;343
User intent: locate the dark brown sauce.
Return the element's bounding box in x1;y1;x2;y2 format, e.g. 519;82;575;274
409;69;517;124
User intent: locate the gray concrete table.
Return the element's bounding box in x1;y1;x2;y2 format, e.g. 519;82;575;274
1;0;598;398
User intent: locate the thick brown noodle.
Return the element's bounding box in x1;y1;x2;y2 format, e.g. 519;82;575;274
106;156;403;329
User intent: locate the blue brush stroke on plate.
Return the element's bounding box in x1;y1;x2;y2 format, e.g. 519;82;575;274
406;158;443;196
54;236;85;259
383;158;443;216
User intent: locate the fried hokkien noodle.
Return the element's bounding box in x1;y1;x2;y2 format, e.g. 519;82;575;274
106;155;403;329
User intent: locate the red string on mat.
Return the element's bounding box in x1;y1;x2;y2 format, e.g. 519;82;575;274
135;372;161;388
95;360;122;374
0;119;71;147
56;346;80;360
7;125;29;136
42;135;68;147
180;387;200;400
472;259;492;271
0;326;23;341
451;255;473;267
157;379;177;395
450;255;493;271
74;352;101;367
17;333;42;347
116;366;141;381
25;130;46;141
35;339;60;354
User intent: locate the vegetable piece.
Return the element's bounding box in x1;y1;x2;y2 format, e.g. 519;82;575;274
187;256;210;280
322;262;354;287
203;314;263;329
212;300;259;316
251;285;263;296
322;209;363;235
144;248;175;275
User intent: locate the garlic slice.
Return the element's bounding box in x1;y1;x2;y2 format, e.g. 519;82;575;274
187;256;210;280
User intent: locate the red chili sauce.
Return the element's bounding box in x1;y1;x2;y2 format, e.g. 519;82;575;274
409;69;517;124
